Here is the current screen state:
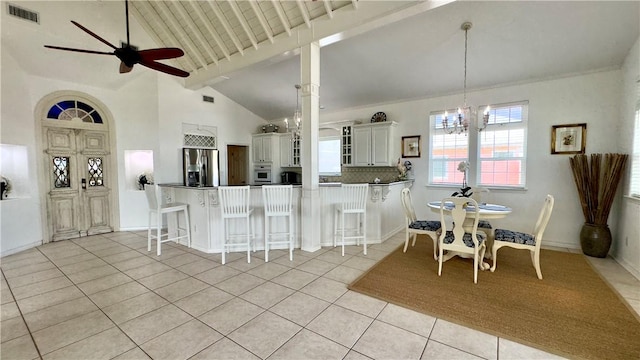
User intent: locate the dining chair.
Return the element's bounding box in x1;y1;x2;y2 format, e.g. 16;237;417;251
334;183;369;256
400;188;440;260
145;184;191;256
218;186;254;265
491;194;554;279
438;197;487;284
262;185;294;262
470;187;493;232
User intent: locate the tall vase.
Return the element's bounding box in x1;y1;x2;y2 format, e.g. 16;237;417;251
579;223;612;258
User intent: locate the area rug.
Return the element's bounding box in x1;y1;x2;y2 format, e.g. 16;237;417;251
348;238;640;360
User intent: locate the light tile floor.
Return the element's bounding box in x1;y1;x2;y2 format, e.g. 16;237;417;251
1;231;638;360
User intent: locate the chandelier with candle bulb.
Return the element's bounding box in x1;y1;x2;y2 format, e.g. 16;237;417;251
284;84;302;136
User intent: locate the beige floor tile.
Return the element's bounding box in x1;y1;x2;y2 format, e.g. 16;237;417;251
430;319;498;360
498;338;566;359
174;286;234;317
316;250;352;265
214;273;265;296
296;258;338;276
32;310;114;355
42;327;136;360
306;305;373;348
1;301;20;321
353;320;428;359
24;296;97;332
101;250;146;264
49;253;98;267
246;262;290;280
154;277;210;302
175;258;220;276
1;249;47;267
1;316;30;343
343;350;373;360
376;303;436;338
271;268;318;290
140;319;222;360
1;282;15;304
228;312;301;359
66;264;120;284
198;297;264;335
12;276;74;300
335;290;386;318
145;246;187;260
15;285;85;314
300;277;348;303
269;328;349;360
137;269;189;290
88;281;150;308
357;248;388;261
194;265;242;285
59;258;108;275
323;265;364;284
160;253;206;268
111;255;157;272
90;244;131;258
111;346;151;360
225;256;264;272
119;304;192;345
123;262;172;280
341;256;378;271
272;252;312;268
190;338;260;360
76;273;132;295
240;281;295;309
0;334;40;360
270;292;331;326
421;340;484;359
102;292;169;324
2;260;56;278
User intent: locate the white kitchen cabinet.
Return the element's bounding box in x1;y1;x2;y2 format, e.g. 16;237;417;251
279;133;301;167
351;121;398;166
252;133;278;163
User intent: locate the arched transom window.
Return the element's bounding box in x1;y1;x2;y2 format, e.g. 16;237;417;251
46;100;103;124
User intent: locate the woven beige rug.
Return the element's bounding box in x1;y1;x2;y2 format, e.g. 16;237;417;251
348;238;640;360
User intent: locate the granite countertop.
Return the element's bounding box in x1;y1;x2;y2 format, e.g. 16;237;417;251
159;180;413;188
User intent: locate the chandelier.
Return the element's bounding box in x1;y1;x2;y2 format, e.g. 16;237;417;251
443;22;490;135
285;84;302;136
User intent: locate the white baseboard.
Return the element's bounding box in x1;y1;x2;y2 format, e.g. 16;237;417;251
612;256;640;281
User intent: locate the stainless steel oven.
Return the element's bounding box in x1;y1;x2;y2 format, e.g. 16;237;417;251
254;165;272;184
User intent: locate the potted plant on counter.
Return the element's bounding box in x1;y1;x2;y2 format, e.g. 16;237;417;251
569;153;628;257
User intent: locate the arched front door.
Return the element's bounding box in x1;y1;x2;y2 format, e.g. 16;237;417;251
36;92;118;242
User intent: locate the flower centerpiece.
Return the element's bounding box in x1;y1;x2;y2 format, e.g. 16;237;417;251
0;176;11;200
137;172;154;190
452;161;473;197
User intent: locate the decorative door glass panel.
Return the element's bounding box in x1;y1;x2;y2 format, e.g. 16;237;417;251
87;157;103;186
53;156;70;188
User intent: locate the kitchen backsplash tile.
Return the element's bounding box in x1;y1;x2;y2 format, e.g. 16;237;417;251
323;166;402;183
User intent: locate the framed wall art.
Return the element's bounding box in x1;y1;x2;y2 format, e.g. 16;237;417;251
551;123;586;154
402;135;421;158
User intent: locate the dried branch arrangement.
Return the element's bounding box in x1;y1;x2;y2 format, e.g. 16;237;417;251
569;153;628;225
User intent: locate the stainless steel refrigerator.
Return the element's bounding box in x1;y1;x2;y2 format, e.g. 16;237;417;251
183;148;219;187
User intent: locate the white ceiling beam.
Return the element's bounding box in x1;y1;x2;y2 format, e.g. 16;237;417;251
154;1;208;69
271;0;292;37
186;1;232;62
136;1;198;72
295;0;311;28
248;1;274;44
323;0;334;19
205;0;245;56
227;1;259;50
171;2;218;66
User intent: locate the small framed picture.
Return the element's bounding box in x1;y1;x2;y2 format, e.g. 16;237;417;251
402;135;421;158
551;123;586;154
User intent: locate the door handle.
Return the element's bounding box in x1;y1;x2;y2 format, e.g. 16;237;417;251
81;178;87;189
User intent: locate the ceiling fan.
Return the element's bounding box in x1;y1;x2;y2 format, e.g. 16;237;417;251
44;0;189;78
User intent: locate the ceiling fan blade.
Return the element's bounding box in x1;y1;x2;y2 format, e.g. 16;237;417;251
119;62;133;74
138;48;185;61
71;21;117;50
139;59;189;78
44;45;115;56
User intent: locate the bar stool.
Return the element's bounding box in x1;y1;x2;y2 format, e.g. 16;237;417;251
333;183;369;256
145;184;191;256
218;186;254;265
262;185;294;262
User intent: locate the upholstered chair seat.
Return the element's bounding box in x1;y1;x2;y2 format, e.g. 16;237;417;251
494;229;535;246
443;231;486;247
409;220;441;232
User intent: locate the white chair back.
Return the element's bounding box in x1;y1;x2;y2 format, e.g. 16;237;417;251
219;186;251;218
262;185;293;216
439;197;481;250
341;184;368;212
470;187;491;204
400;188;418;223
144;184;160;210
532;194;555;245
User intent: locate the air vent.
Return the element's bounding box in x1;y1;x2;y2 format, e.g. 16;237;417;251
7;3;39;24
203;95;214;103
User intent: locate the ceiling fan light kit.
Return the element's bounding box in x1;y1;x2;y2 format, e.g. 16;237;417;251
44;0;189;78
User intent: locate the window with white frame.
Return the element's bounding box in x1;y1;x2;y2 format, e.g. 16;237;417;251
629;103;640;198
319;136;341;175
428;101;528;188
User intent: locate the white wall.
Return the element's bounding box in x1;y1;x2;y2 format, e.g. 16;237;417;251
614;36;640;278
320;69;626;256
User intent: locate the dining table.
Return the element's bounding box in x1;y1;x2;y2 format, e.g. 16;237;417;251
427;200;512;269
